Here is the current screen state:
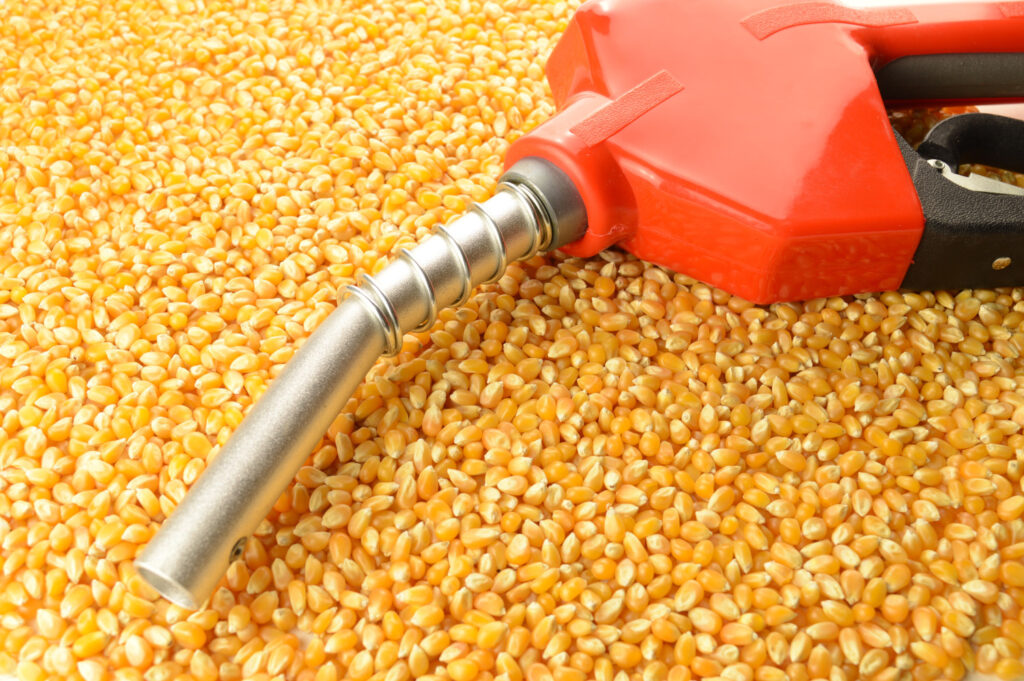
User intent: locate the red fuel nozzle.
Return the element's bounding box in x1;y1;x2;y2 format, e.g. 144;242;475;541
506;0;1024;303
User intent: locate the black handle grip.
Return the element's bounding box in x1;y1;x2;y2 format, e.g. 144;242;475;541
877;53;1024;102
880;52;1024;290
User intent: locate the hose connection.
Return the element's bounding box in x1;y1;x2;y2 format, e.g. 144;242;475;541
344;161;572;357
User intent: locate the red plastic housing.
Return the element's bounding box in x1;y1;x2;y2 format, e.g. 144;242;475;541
505;0;1024;303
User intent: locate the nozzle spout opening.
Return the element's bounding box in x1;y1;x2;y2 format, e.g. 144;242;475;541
135;562;201;611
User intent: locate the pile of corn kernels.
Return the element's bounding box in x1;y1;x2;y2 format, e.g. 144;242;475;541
4;0;1024;680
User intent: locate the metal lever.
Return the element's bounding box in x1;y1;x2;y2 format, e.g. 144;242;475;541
927;158;1024;197
135;158;586;609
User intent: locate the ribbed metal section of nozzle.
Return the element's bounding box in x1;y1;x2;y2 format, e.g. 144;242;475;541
350;156;587;355
135;158;585;610
350;181;547;355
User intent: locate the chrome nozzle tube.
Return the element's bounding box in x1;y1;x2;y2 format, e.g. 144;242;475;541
135;158;586;609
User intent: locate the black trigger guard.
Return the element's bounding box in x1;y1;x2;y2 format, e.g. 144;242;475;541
916;112;1024;174
896;114;1024;291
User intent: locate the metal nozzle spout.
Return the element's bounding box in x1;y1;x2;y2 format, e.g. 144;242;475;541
135;158;586;609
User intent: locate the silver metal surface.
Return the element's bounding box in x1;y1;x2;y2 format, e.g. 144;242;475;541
135;298;387;609
135;171;578;609
928;158;1024;197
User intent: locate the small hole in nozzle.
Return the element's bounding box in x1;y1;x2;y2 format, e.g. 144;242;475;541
229;537;247;562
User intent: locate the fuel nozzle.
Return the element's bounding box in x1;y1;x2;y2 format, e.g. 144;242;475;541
134;157;586;610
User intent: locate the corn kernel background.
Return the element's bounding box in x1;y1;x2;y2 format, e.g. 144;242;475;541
3;0;1024;681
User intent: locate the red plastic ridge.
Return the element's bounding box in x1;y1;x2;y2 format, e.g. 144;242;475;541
569;71;683;147
742;2;917;39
